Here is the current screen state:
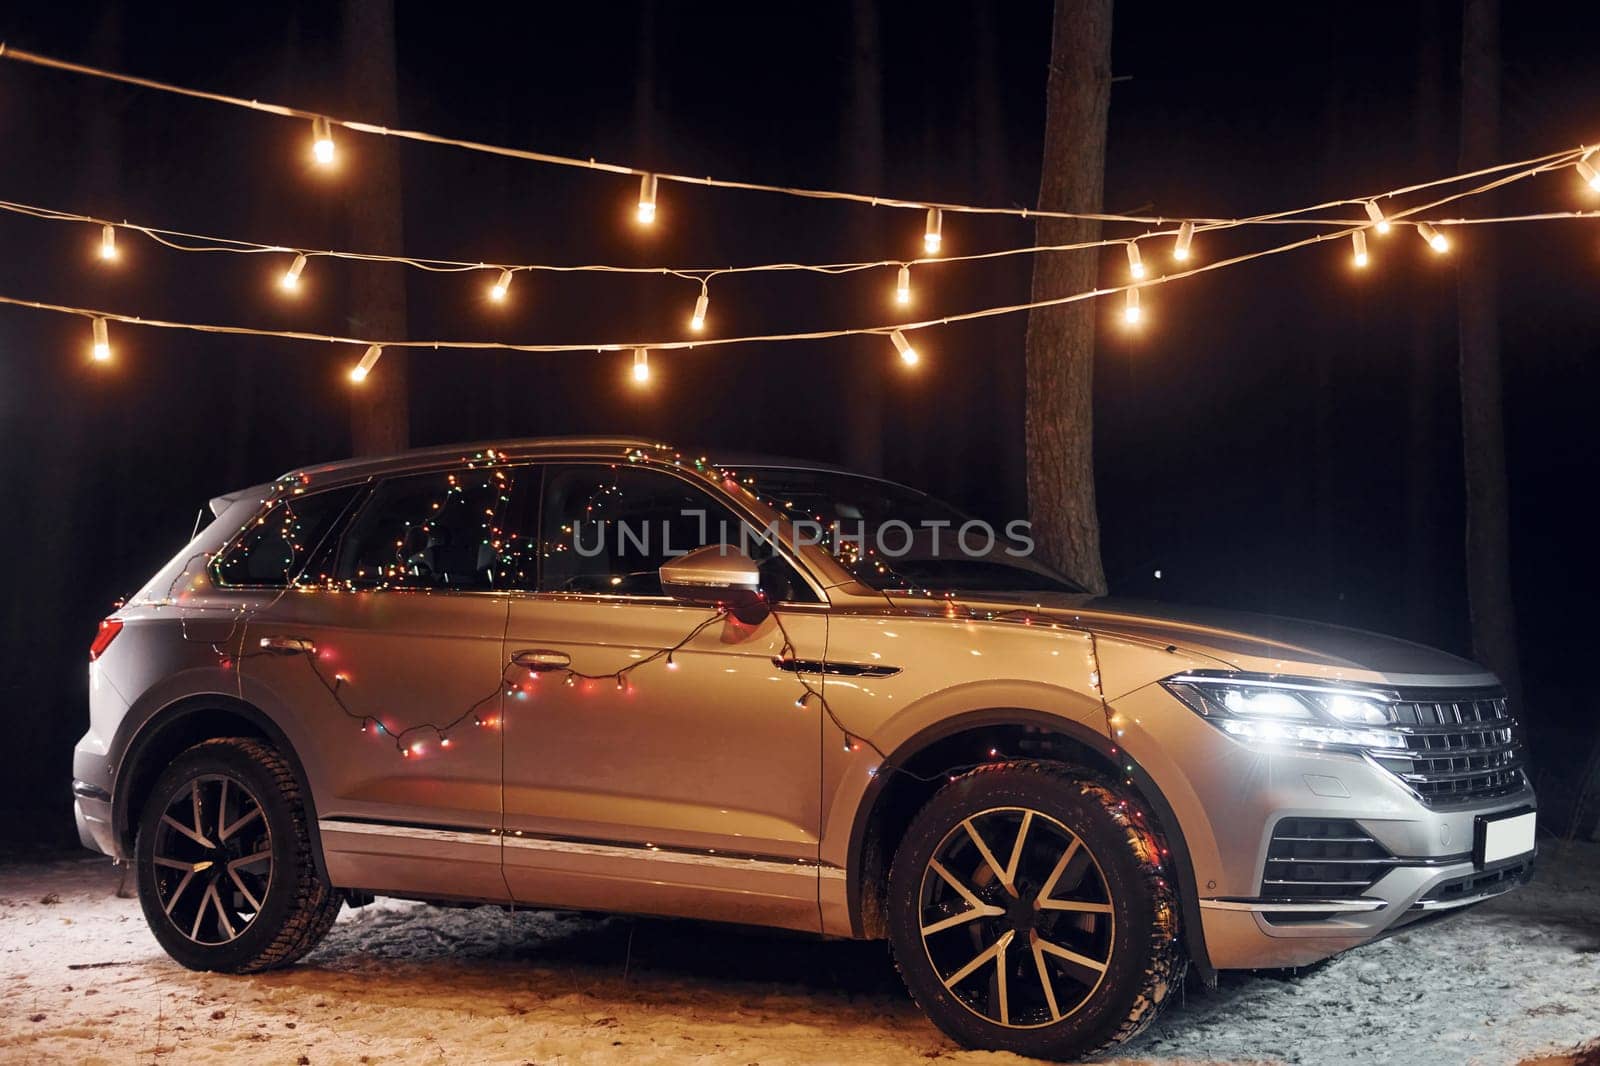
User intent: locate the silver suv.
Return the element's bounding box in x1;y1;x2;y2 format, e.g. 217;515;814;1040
73;437;1536;1060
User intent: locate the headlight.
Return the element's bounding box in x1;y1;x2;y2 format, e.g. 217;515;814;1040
1162;673;1407;753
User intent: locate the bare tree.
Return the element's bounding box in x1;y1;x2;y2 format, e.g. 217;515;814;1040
343;0;409;455
1024;0;1112;592
1457;0;1522;703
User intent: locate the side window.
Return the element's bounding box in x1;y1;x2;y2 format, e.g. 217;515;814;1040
537;464;817;601
335;467;515;591
213;487;359;587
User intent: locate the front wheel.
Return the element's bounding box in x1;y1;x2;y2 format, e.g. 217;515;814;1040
886;762;1184;1060
134;737;341;972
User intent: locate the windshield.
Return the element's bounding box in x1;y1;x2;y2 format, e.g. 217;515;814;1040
736;467;1085;594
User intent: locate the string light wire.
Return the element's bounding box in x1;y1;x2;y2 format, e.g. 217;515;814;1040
2;150;1581;361
0;44;1588;232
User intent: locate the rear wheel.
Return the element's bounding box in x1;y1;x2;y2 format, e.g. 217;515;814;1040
886;762;1184;1060
135;737;341;972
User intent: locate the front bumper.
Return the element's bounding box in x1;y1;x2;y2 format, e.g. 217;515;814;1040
1111;683;1538;970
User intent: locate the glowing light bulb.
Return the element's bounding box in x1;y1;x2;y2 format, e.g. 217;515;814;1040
490;268;512;302
1123;287;1141;325
349;344;382;383
1364;200;1391;235
632;347;650;384
1417;222;1449;253
691;287;709;331
281;252;307;291
1173;221;1195;261
1352;228;1369;268
923;208;942;253
889;329;919;366
895;264;911;305
99;224;118;262
310;116;335;165
91;317;111;362
637;173;658;224
1126;241;1144;279
1577;153;1600;191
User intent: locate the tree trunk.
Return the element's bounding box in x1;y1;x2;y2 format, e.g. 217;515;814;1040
344;0;409;455
1024;0;1112;593
1457;0;1521;703
840;0;885;474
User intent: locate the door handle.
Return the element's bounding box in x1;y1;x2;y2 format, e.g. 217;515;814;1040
258;635;316;655
512;648;571;671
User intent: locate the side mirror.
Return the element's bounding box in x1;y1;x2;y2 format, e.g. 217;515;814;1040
659;544;767;619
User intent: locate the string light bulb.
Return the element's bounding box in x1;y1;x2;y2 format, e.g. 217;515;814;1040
895;264;911;305
637;173;658;224
889;329;919;366
1576;151;1600;191
489;268;513;302
311;116;335;166
1126;241;1144;279
1352;228;1369;268
349;344;382;383
281;252;307;291
1417;222;1450;253
923;208;942;253
690;285;709;331
632;347;650;384
1364;200;1391;235
1123;287;1141;325
1173;221;1195;261
99;224;118;262
91;316;111;362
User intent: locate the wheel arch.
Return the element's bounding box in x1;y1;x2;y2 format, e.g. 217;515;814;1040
112;694;328;882
845;707;1215;983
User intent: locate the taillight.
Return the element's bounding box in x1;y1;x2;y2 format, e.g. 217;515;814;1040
89;618;123;661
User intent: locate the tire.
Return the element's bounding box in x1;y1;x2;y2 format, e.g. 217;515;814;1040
134;737;342;973
886;761;1184;1060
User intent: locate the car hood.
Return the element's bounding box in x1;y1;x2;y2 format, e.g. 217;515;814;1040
881;591;1497;689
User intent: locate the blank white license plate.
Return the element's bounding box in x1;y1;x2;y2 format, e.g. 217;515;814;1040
1477;810;1536;866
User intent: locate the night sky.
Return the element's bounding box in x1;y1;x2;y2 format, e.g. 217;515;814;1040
1;1;1596;843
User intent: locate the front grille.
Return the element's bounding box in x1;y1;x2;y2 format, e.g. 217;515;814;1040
1374;691;1525;808
1261;818;1396;901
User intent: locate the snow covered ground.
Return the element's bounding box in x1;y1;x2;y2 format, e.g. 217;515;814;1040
2;841;1596;1065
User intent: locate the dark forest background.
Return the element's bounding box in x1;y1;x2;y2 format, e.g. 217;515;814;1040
0;1;1595;845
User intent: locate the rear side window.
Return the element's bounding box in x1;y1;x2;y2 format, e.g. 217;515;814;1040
213;487;359;587
335;467;514;590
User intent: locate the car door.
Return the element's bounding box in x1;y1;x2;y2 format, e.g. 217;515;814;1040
236;463;519;902
499;462;829;932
